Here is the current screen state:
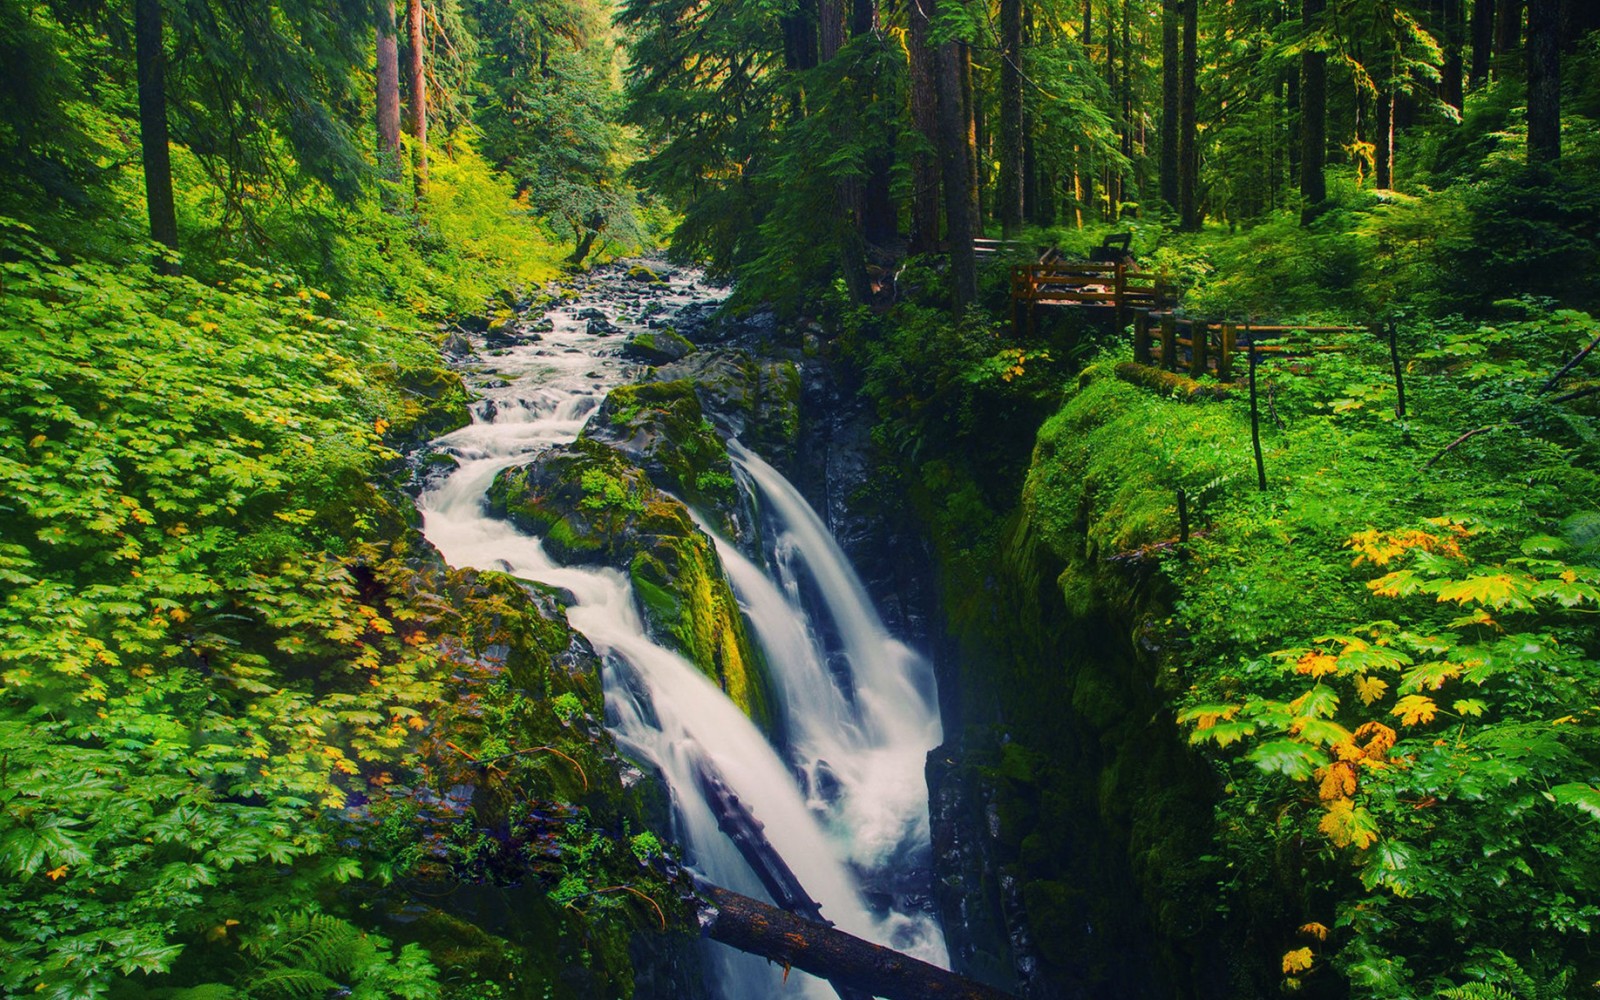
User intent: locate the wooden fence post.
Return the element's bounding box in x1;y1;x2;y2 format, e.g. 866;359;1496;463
1190;320;1209;377
1160;314;1178;371
1218;323;1236;381
1134;310;1152;364
1114;261;1128;329
1248;325;1267;491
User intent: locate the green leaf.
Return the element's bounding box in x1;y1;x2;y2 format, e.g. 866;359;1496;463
1551;783;1600;821
1249;740;1323;781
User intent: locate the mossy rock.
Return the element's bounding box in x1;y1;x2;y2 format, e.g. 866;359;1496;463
653;350;802;463
622;327;696;364
626;264;665;284
486;440;775;729
583;379;740;524
379;363;472;448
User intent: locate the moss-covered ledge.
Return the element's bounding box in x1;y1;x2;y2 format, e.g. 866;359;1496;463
485;439;776;732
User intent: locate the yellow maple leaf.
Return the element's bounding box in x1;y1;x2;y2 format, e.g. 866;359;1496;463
1392;694;1438;727
1282;947;1314;975
1317;761;1358;802
1298;922;1329;942
46;865;68;881
1318;799;1381;849
1296;652;1339;677
1354;674;1388;706
1353;721;1397;760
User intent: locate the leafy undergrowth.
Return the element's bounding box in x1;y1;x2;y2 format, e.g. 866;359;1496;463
1025;306;1600;996
0;222;686;999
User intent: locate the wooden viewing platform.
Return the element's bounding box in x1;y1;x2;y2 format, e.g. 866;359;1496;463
1010;260;1177;333
1132;310;1374;381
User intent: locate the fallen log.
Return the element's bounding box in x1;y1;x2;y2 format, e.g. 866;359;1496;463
699;882;1017;1000
1113;361;1235;400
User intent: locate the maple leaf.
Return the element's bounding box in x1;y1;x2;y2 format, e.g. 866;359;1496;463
1317;761;1358;802
1295;652;1339;677
1432;574;1532;610
1282;947;1314;974
1319;799;1381;849
1354;674;1389;706
1392;694;1438;726
1353;721;1397;760
1298;922;1329;942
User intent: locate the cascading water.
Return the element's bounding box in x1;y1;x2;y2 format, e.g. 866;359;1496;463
416;262;947;996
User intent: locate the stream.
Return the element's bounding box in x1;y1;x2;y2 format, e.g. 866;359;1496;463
416;261;948;997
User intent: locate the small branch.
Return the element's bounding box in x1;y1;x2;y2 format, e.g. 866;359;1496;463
1539;332;1600;394
564;884;668;930
1422;424;1506;470
444;740;589;791
1547;383;1600;407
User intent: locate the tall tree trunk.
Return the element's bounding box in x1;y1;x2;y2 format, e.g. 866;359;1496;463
907;0;941;251
135;0;178;267
1160;0;1180;211
1287;61;1300;189
1442;0;1465;111
999;0;1024;233
406;0;427;191
1105;0;1120;214
820;0;844;61
376;0;402;178
1119;0;1133;213
1471;0;1495;87
1081;0;1095;221
1178;0;1200;230
1495;0;1521;56
1300;0;1327;221
782;0;819;71
960;42;983;238
937;34;978;306
1375;84;1394;188
1526;0;1560;162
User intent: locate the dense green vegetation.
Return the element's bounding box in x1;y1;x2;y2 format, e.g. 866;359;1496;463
6;0;1600;995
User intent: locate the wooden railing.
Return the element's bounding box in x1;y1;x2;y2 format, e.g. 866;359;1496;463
1010;261;1176;331
1131;310;1374;381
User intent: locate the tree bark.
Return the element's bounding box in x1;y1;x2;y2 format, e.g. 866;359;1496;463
1160;0;1180;211
1300;0;1327;221
1495;0;1521;56
1119;0;1133;211
1080;0;1095;221
960;42;983;237
1471;0;1494;87
1526;0;1560;163
1375;85;1394;188
406;0;428;190
937;33;978;306
1442;0;1465;111
820;0;845;61
998;0;1024;233
376;0;402;177
906;0;941;251
1178;0;1200;230
134;0;178;266
700;883;1017;1000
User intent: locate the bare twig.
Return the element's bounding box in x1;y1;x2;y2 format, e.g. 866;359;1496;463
1422;424;1506;470
1539;332;1600;394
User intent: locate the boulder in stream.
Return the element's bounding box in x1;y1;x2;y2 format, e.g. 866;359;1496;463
621;328;696;364
486;439;775;732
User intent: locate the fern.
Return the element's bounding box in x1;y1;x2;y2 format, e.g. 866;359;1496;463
1438;988;1518;1000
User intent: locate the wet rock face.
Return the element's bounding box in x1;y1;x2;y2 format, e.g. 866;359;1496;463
485;440;775;733
582;380;740;523
652;350;802;465
621;328;695;364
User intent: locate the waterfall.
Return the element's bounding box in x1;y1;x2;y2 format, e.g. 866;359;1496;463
417;262;947;996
